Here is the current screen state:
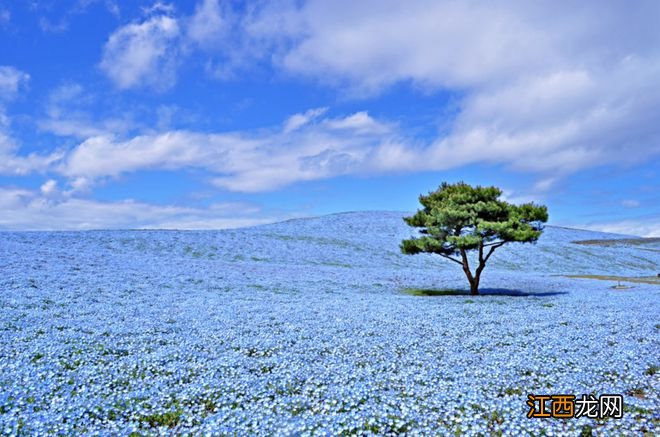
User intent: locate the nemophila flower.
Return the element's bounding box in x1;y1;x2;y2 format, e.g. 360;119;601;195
0;213;658;434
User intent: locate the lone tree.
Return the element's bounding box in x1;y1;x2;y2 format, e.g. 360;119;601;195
401;182;548;295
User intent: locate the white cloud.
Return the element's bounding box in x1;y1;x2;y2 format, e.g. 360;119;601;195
239;0;660;177
93;0;660;187
0;133;64;175
58;110;404;192
48;82;87;106
262;1;660;91
0;66;29;100
100;14;180;90
40;179;58;196
422;59;660;175
283;107;327;133
59;102;654;196
62;132;222;178
579;218;660;238
31;1;660;203
273;2;546;92
533;177;558;193
142;2;176;16
0;186;299;230
39;82;138;138
323;111;391;135
622;199;640;208
187;0;224;46
499;189;540;206
68;176;93;194
0;68;65;176
187;0;267;80
99;0;263;87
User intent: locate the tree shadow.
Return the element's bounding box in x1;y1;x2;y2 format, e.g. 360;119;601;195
402;287;568;297
479;288;568;297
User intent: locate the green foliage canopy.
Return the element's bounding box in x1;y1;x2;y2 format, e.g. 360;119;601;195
401;182;548;294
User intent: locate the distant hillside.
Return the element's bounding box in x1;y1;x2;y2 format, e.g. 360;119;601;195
573;237;660;247
243;211;658;276
2;211;657;284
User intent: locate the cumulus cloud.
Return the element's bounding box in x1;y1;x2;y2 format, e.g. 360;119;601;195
103;0;654;184
100;13;180;90
0;186;297;230
62;99;655;196
262;1;660;90
99;0;273;88
274;2;546;92
56;110;406;192
95;0;660;186
422;58;660;177
100;0;235;89
61;132;227;178
238;0;660;179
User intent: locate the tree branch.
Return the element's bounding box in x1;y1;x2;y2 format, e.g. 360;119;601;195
483;240;505;247
459;248;474;281
438;254;464;265
483;241;506;263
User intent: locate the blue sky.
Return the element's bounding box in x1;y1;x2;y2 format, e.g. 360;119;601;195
0;0;658;235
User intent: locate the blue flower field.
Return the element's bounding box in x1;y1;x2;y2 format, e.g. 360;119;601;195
1;212;658;435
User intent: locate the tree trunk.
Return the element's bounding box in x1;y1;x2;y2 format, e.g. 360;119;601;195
471;259;486;295
469;281;479;295
459;248;479;295
469;241;488;296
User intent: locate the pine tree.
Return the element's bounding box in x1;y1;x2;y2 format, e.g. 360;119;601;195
401;182;548;295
